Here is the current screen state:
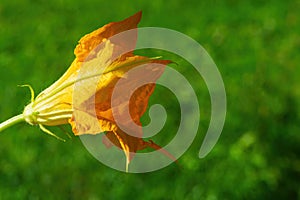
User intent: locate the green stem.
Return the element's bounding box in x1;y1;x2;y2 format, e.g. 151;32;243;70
0;114;25;132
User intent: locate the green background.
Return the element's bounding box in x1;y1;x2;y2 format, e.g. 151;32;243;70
0;0;299;199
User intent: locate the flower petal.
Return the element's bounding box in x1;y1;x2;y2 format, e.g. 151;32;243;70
74;11;142;62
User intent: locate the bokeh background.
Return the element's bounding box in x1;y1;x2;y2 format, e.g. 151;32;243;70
0;0;299;199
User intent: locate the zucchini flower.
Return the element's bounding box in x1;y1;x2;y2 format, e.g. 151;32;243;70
0;11;174;171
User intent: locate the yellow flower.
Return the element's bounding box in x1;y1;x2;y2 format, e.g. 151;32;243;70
0;11;174;171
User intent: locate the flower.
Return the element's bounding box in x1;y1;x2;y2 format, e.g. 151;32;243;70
1;11;174;171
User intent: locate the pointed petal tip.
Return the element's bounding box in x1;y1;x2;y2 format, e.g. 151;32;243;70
145;140;177;163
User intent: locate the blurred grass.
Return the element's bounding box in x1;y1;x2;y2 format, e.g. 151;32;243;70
0;0;300;199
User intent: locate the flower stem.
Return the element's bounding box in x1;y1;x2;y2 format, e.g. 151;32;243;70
0;114;24;132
